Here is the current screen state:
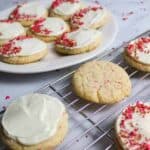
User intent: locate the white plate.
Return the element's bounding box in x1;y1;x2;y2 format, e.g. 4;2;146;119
0;0;118;74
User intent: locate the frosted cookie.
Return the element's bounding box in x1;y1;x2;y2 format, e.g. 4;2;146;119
55;28;101;55
50;0;81;21
124;37;150;72
71;5;109;29
0;93;68;150
0;36;48;64
0;20;25;45
28;17;70;42
115;101;150;150
72;61;131;104
9;2;48;27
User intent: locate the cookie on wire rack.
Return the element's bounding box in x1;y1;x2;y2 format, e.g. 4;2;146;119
72;60;131;104
115;101;150;150
124;37;150;72
0;93;68;150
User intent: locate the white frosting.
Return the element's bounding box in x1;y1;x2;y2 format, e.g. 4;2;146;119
34;17;68;36
53;2;80;16
73;8;106;28
0;22;25;40
129;39;150;65
18;2;47;19
62;29;101;49
2;94;65;145
14;38;47;56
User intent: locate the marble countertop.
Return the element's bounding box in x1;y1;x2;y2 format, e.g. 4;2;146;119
0;0;150;110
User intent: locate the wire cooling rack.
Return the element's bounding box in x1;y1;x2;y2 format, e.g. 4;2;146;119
0;30;150;150
36;30;150;150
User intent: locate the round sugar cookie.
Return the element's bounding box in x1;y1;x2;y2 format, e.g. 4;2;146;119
72;61;131;104
0;19;25;45
115;101;150;150
9;2;48;27
124;37;150;72
0;36;48;64
55;28;101;55
49;0;81;21
71;5;109;29
28;17;70;42
0;93;68;150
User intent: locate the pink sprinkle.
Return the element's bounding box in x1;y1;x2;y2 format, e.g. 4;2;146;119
5;96;10;100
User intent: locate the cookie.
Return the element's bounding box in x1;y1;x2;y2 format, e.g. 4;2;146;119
55;28;101;55
0;93;68;150
124;37;150;72
0;36;48;64
115;101;150;150
0;19;25;45
70;5;109;29
27;17;70;42
72;61;131;104
49;0;81;21
9;2;48;27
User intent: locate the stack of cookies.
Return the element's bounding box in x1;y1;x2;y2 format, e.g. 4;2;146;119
0;0;110;64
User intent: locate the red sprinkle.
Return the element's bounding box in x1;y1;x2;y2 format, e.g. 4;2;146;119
55;32;77;47
10;4;36;20
51;0;79;9
119;101;150;149
31;18;52;35
5;96;10;100
71;5;103;28
126;37;150;55
0;36;32;56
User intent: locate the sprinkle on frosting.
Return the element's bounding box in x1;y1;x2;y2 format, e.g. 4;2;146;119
71;5;103;28
127;37;150;55
31;18;52;35
55;32;77;47
10;4;37;20
117;101;150;150
51;0;79;9
0;36;32;56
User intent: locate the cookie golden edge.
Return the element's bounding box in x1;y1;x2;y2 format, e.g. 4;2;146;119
0;112;68;150
9;11;49;27
124;51;150;72
55;35;102;55
27;23;70;43
0;48;48;64
72;61;131;104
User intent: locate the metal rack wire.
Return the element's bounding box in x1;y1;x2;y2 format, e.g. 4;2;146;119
0;30;149;150
35;30;150;150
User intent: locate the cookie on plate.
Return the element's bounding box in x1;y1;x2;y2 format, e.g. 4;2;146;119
124;37;150;72
0;93;68;150
70;5;109;29
9;2;48;27
28;17;70;42
49;0;81;21
55;28;101;55
72;61;131;104
0;36;48;64
0;19;25;45
115;101;150;150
